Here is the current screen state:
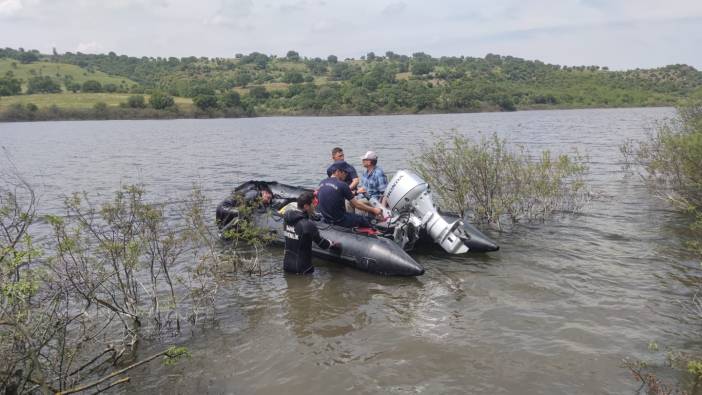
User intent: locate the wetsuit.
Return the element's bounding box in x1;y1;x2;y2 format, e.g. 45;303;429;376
283;208;333;274
215;185;272;229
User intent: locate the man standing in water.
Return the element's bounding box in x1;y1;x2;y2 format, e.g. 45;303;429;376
283;191;339;274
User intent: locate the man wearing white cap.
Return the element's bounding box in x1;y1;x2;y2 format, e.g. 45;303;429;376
358;150;389;208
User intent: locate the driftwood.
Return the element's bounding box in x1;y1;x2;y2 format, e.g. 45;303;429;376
57;349;167;395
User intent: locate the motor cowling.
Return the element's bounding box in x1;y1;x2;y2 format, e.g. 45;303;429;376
384;170;469;254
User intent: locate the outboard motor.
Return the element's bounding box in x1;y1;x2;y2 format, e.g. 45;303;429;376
385;170;470;254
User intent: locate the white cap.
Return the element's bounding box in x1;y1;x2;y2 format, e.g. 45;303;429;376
360;151;378;160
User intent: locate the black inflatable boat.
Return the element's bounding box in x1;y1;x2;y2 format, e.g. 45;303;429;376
216;173;499;277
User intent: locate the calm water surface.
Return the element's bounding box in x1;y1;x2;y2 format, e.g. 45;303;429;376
3;107;700;394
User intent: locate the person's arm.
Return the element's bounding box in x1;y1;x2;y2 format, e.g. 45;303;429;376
347;166;359;190
350;199;381;216
356;172;367;194
308;222;334;250
349;177;360;191
312;230;332;249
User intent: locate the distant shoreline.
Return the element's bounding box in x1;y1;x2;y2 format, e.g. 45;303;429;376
0;102;676;123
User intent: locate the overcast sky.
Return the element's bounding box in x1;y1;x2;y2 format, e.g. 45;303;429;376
1;0;700;70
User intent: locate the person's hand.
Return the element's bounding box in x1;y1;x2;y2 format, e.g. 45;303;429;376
357;187;366;194
330;241;342;252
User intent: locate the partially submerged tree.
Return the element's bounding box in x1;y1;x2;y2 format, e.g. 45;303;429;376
619;100;702;393
621;100;702;254
1;153;269;393
412;133;589;228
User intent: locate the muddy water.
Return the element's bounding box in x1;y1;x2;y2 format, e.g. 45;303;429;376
3;107;700;393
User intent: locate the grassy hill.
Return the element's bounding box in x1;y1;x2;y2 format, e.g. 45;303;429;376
0;58;137;92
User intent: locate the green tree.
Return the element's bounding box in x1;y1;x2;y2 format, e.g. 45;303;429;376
307;60;328;75
248;86;269;100
82;79;103;92
0;74;22;96
220;91;241;108
283;71;304;84
26;76;62;94
330;63;360;81
149;91;175;109
193;94;218;110
411;60;434;75
18;51;39;63
66;81;81;93
126;94;146;108
286;50;300;61
327;54;338;64
233;71;253;87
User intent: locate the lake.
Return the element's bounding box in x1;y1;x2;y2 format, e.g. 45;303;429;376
2;107;699;394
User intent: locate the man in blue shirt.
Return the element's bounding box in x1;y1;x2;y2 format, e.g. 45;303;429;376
318;161;382;228
357;150;389;207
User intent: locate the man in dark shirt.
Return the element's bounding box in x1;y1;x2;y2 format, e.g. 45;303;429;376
326;147;359;190
317;161;382;228
283;191;339;274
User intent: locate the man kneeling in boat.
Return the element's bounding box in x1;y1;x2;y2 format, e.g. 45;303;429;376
317;161;383;228
283;191;339;274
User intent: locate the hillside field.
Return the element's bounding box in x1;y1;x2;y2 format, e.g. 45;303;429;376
0;92;193;111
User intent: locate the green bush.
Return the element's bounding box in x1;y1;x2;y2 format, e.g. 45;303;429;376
0;73;22;96
149;91;175;109
283;71;304;83
66;82;81;93
248;86;269;101
26;76;62;94
220;91;241;108
126;94;146;108
413;133;589;228
82;79;103;92
193;94;218;110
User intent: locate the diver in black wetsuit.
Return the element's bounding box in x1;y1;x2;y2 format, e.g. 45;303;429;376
283;191;340;274
216;184;274;229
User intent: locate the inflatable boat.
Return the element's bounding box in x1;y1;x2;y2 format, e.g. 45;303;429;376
216;170;499;276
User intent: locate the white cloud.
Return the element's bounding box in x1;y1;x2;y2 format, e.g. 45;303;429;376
0;0;700;68
381;1;406;17
203;0;253;28
0;0;22;16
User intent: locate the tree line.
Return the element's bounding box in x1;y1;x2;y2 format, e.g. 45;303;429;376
1;47;701;120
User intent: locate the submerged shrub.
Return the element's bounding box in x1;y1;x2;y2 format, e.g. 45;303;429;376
621;100;702;255
622;100;702;209
620;100;702;392
0;174;268;393
412;133;589;228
